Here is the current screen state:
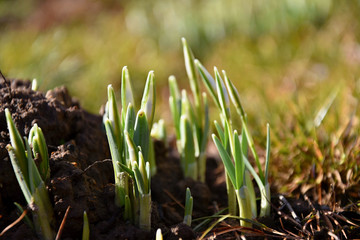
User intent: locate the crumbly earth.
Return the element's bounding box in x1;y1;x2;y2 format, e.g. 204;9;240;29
0;77;359;240
0;78;215;239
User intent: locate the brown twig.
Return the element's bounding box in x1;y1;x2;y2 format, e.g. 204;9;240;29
55;206;71;240
163;189;184;209
0;209;28;237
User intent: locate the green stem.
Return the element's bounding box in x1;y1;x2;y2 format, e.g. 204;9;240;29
259;183;271;217
139;192;151;231
225;174;237;216
33;185;55;240
198;153;207;183
236;187;252;228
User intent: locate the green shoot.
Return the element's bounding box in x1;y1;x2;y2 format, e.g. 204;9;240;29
5;109;54;240
132;151;151;231
223;70;271;217
151;119;167;143
183;188;193;226
103;68;156;230
28;123;50;182
168;39;210;182
156;228;163;240
180;115;197;179
31;79;38;91
192;44;272;224
82;211;89;240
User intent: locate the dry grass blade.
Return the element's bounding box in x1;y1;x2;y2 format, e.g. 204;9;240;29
0;209;28;237
55;206;71;240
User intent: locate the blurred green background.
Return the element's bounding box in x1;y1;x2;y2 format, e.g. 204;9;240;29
1;0;360;131
1;0;360;192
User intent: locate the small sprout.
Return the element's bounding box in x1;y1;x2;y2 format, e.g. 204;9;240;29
156;228;163;240
168;41;210;182
132;151;151;231
82;211;89;240
183;188;193;226
104;68;156;227
141;71;156;128
151;119;167;143
31;79;38;91
29;124;50;181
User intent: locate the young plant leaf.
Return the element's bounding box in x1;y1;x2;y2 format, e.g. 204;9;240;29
5;109;29;185
233;131;244;189
82;211;89;240
29;124;49;181
141;70;155;128
212;134;236;187
107;85;122;154
121;66;135;125
183;187;193;226
195;59;220;109
134;110;150;163
215;68;230;122
180;115;196;179
182;37;200;105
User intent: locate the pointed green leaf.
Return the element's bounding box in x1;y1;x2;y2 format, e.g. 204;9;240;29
25;137;42;194
132;162;145;195
5;109;29;184
215;68;230;121
168;75;181;103
82;211;89;240
223;70;245;118
156;229;163;240
265;123;270;183
169;96;181;139
214;120;225;145
138;150;149;194
212;134;236;187
184;187;193;226
6;145;32;203
134;110;149;163
233;131;244;189
124;131;138;166
104;119;123;170
199;93;209;154
29;124;49;181
124;103;136;139
121;66;135;126
195;59;220;109
182;38;200;105
241;123;248;158
180;115;196;178
107;85;122;151
141;70;155;128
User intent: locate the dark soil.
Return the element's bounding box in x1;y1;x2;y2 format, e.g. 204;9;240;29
0;77;360;240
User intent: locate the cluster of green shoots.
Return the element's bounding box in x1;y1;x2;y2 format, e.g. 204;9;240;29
103;66;155;231
169;38;209;182
4;37;272;238
5;109;54;239
188;49;271;226
5;108;91;240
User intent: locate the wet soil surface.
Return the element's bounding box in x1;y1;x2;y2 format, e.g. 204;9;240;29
0;78;360;239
